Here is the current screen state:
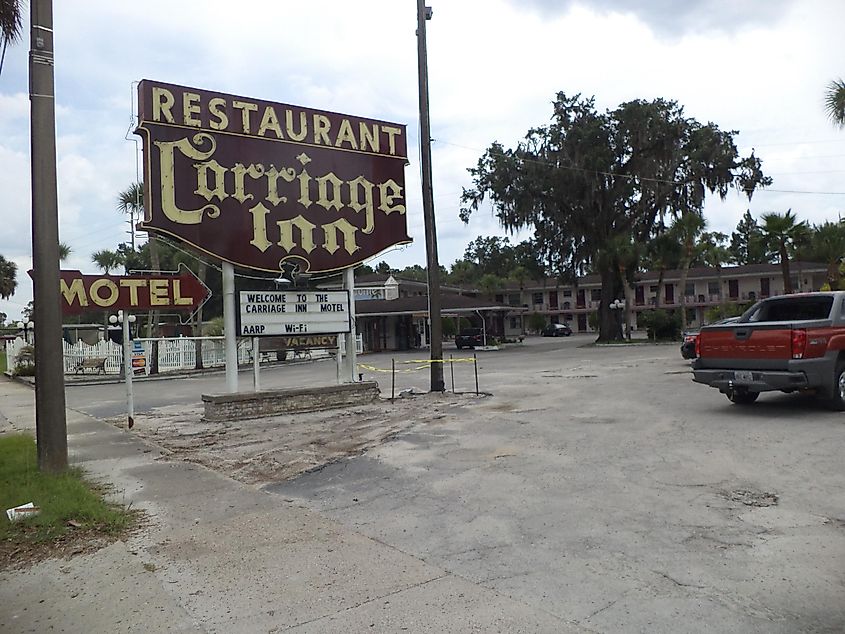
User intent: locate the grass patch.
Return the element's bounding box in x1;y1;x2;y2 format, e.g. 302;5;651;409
1;434;136;566
0;349;6;373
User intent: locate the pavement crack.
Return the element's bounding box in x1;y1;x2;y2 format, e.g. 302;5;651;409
652;570;707;589
582;596;621;621
279;573;449;630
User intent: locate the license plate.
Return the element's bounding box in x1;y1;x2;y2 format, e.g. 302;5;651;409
734;370;753;382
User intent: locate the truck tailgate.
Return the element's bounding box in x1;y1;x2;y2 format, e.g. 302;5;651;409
698;324;792;362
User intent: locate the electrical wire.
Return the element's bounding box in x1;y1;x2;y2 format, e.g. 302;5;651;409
432;139;845;196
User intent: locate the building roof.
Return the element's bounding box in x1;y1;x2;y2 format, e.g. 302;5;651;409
355;293;512;317
321;273;472;295
497;261;828;290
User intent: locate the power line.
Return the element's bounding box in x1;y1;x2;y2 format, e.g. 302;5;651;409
433;139;845;196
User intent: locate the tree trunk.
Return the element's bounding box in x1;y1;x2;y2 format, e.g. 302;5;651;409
622;279;634;340
679;262;691;333
780;243;792;293
655;269;665;308
827;259;841;290
147;235;162;338
597;271;623;342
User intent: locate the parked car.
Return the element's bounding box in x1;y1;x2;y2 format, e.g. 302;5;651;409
542;323;572;337
680;332;698;359
680;316;740;360
455;327;485;349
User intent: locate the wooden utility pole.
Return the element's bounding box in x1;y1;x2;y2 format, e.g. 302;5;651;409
416;0;444;391
29;0;68;472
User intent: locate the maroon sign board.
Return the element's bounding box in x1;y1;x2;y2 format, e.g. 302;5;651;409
56;265;211;315
135;80;412;274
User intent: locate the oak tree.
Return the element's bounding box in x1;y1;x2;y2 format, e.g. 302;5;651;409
461;93;771;340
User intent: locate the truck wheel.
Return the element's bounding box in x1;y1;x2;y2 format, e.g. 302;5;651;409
727;389;759;405
826;362;845;411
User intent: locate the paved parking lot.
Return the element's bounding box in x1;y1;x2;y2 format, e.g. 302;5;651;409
66;336;845;632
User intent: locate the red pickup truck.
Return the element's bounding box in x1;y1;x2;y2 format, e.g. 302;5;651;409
692;291;845;409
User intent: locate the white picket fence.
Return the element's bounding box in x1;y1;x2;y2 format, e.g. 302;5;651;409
4;334;363;376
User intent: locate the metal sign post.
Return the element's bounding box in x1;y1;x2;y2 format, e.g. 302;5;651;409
109;310;136;429
343;268;357;383
223;262;238;393
252;336;261;391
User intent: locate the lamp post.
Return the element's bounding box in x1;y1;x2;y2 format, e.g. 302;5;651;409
109;310;137;429
609;299;630;341
17;320;35;344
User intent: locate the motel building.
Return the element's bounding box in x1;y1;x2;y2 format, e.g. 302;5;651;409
489;261;829;334
320;274;514;352
325;262;829;351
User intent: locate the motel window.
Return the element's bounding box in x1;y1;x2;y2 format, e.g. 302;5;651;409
532;292;544;305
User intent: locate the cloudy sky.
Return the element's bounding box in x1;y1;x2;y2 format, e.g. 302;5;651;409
1;0;843;321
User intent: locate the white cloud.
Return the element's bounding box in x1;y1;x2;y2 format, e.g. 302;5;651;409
0;0;843;322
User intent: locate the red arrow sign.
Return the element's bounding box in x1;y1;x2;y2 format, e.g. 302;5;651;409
57;264;211;315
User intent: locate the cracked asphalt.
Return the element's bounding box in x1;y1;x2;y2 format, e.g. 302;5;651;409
273;337;845;632
62;335;845;631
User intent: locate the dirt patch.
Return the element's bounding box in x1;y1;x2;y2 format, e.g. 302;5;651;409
107;392;485;486
726;489;779;508
0;513;145;572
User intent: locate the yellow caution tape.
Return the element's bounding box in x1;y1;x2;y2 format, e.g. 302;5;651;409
402;358;477;364
358;358;477;374
357;363;430;373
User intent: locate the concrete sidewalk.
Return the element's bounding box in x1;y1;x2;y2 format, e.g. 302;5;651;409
0;378;584;633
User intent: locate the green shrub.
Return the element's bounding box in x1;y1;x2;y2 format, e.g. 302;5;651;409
527;313;546;333
13;345;35;376
202;316;224;337
704;302;751;324
638;309;681;340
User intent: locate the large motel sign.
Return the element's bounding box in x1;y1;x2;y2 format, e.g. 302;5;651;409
135;80;411;274
135;80;411;390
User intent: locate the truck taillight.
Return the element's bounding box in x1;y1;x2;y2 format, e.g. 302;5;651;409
791;329;807;359
694;334;701;357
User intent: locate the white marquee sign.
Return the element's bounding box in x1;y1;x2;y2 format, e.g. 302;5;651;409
237;290;351;336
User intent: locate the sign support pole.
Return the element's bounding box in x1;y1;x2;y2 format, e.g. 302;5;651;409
252;336;260;391
223;261;238;392
336;340;343;385
122;314;135;429
343;267;357;382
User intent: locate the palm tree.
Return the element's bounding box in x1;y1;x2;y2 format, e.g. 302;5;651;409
825;78;845;127
117;182;144;250
700;231;732;318
0;253;17;299
644;231;682;308
760;210;810;294
91;249;123;275
804;221;845;289
671;212;707;332
58;242;71;262
118;182;161;337
0;0;23;76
